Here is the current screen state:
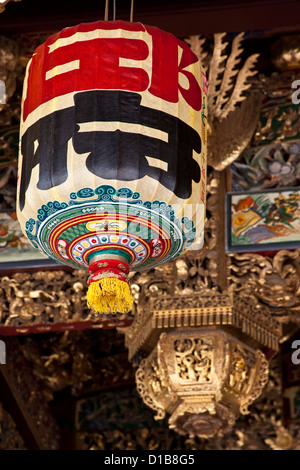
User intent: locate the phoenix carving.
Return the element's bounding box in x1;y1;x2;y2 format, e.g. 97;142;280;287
186;32;261;171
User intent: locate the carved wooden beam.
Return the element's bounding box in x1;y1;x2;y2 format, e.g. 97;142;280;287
0;269;133;335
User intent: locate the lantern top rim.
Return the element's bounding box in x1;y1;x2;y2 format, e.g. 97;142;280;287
29;18;202;63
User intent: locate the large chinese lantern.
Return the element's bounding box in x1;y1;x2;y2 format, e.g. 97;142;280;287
17;20;207;314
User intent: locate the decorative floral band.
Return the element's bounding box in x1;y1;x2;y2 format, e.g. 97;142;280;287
88;258;130;285
88;259;130;275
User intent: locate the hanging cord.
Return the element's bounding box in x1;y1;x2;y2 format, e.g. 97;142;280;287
106;0;132;22
104;0;109;20
113;0;116;20
130;0;134;22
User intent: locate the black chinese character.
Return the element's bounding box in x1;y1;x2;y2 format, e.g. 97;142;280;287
19;90;201;211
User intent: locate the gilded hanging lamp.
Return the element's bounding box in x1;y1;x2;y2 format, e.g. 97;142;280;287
17;19;207;314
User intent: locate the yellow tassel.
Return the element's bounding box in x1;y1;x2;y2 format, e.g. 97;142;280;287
86;278;133;314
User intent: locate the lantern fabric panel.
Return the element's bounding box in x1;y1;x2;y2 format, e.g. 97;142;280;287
17;20;207;313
